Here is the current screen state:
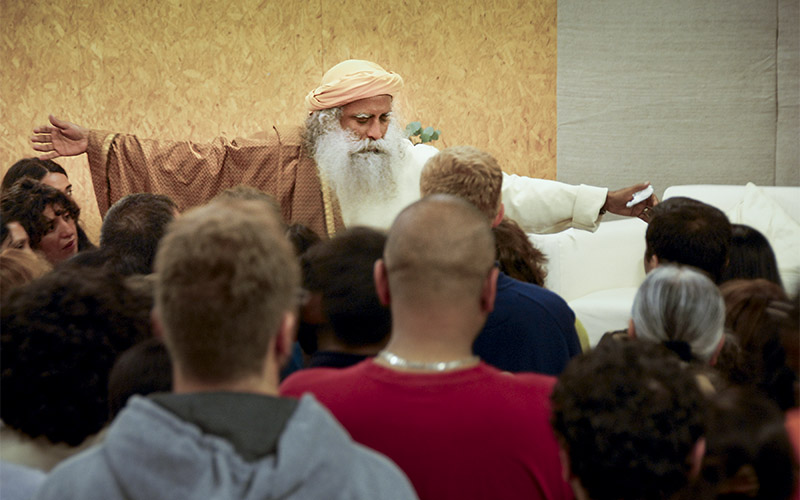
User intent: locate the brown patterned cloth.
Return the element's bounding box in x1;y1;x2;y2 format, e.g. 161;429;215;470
86;126;344;238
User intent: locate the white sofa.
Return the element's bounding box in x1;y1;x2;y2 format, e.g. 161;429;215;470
528;183;800;347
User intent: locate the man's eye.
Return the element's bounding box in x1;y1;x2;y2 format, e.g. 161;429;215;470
356;118;369;124
66;187;73;197
380;115;390;123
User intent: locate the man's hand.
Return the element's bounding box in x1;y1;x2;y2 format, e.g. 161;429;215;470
603;182;659;222
31;115;89;160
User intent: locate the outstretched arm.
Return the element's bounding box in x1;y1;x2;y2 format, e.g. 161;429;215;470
31;115;89;159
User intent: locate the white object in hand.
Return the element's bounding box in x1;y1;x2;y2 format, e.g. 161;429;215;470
626;185;654;208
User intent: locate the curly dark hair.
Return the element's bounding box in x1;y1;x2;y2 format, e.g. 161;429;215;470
0;177;80;248
551;340;706;500
1;158;66;193
1;266;152;445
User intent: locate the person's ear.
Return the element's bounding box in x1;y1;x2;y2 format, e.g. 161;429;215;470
480;267;500;314
645;253;660;273
709;334;726;366
374;259;391;306
688;437;706;479
491;203;505;228
150;308;164;339
627;318;636;339
274;312;297;362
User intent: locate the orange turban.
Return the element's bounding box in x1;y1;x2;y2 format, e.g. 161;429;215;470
305;60;404;111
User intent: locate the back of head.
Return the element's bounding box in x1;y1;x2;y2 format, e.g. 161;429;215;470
695;386;798;500
632;265;725;362
493;218;547;286
646;197;731;283
0;248;52;301
100;193;178;275
108;338;172;419
419;146;503;220
154;199;299;384
720;279;795;410
384;194;495;305
1;158;54;193
1;266;152;445
720;224;783;287
551;340;705;500
302;226;389;346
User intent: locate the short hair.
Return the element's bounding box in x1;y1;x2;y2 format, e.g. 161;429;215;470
0;248;51;301
1;158;67;193
419;146;503;219
551;340;706;500
493;217;547;286
100;193;178;275
108;338;172;419
0;178;81;249
0;267;152;445
384;194;495;304
631;265;725;362
646;197;731;283
286;223;322;255
720;224;783;287
154;199;300;384
696;387;798;500
302;227;389;346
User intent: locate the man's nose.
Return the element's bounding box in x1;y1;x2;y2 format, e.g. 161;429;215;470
366;120;384;140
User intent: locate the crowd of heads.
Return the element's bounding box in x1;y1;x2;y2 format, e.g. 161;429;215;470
2;99;798;499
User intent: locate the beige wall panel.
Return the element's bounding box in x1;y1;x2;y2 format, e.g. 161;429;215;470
2;0;556;243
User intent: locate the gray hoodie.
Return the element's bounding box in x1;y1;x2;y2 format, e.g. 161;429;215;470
33;393;417;500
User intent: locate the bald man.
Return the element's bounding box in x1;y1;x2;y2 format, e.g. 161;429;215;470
32;59;655;238
281;195;572;500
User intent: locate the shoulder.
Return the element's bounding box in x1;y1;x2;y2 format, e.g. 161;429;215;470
280;362;369;397
33;447;116;500
497;273;572;311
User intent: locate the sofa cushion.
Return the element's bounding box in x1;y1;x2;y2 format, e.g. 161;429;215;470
725;182;800;293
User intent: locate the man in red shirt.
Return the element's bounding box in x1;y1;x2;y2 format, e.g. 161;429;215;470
281;195;573;500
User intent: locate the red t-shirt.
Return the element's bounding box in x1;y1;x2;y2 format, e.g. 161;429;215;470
281;360;573;500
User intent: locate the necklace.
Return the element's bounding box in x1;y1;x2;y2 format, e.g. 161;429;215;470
377;350;480;372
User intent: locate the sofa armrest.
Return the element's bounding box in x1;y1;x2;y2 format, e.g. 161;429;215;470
529;218;648;302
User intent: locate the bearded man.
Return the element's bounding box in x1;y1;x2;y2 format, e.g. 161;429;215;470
31;59;655;238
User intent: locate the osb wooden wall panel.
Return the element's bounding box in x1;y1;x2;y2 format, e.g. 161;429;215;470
1;0;556;243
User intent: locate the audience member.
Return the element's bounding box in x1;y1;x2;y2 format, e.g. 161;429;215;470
299;226;390;368
107;338;172;419
33;199;416;500
1;220;31;252
98;192;179;275
282;195;573;500
420;146;581;374
721;224;783;288
2;157;93;250
551;340;706;500
690;387;798;500
0;178;82;265
721;279;796;411
645;197;732;284
493;217;547;286
286;222;322;255
0;248;51;301
629;265;726;364
1;266;152;471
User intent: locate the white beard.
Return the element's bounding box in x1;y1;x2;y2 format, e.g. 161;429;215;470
313;121;414;228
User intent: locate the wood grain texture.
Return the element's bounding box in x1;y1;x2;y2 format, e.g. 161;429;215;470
1;0;557;242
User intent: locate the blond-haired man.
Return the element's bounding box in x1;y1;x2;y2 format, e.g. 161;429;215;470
33;60;655;238
420;146;581;374
281;195;572;500
34;199;417;500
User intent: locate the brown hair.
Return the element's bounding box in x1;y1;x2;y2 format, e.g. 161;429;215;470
154;199;300;384
420;146;503;220
0;248;51;301
0;178;80;248
493;218;547;286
